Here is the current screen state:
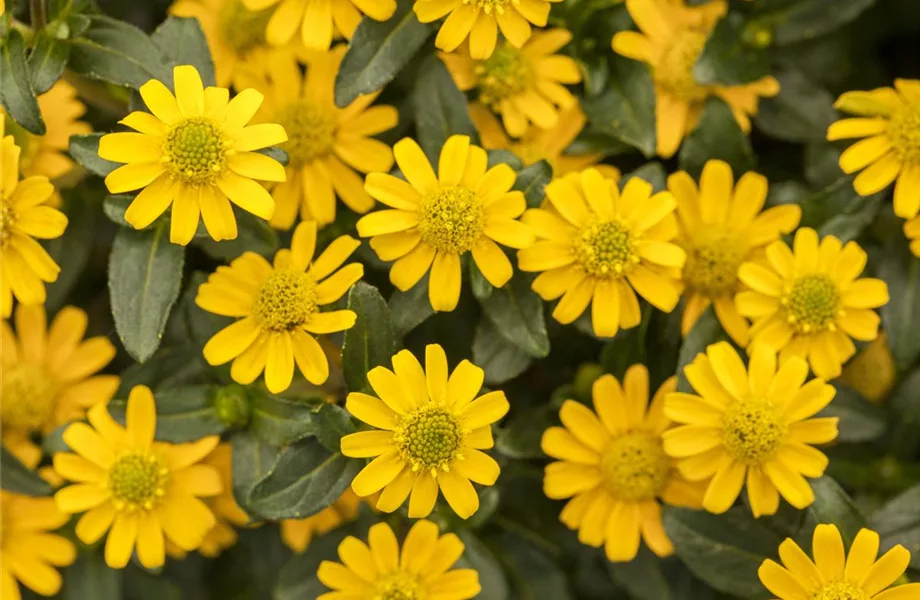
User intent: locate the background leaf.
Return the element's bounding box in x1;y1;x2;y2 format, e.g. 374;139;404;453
0;446;53;496
1;29;45;134
412;55;480;162
342;282;398;394
677;97;755;179
28;32;71;94
68;15;171;89
694;13;771;85
582;56;656;158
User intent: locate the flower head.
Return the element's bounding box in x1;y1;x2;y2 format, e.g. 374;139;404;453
415;0;562;59
0;491;76;600
98;64;288;245
612;0;779;158
839;332;896;403
442;29;581;138
663;342;838;516
358;135;534;312
250;47;397;228
671;160;801;345
196;220;363;392
0;129;67;318
318;520;480;600
542;366;705;562
281;488;364;553
518;168;685;337
759;524;920;600
736;228;889;380
53;385;222;569
1;304;118;467
828;79;920;217
241;0;396;51
341;344;509;519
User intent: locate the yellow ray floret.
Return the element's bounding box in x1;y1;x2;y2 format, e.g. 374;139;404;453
280;488;365;554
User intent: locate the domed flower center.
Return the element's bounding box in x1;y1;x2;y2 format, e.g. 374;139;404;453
376;570;424;600
254;269;318;331
163;117;228;185
108;451;168;511
721;397;787;464
218;0;271;55
600;431;670;501
394;406;463;475
682;229;749;297
418;187;484;254
811;581;869;600
476;44;531;109
783;274;840;334
888;102;920;164
275;100;337;167
573;218;639;278
468;0;511;15
1;202;17;247
0;363;58;432
654;28;709;101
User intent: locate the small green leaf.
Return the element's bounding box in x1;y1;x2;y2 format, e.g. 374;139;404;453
68;15;171;89
311;402;357;452
151;16;216;86
151;385;226;442
478;272;549;359
869;484;920;569
495;532;574;600
755;69;836;143
108;222;185;363
766;0;877;46
513;160;552;208
488;149;523;171
582;56;656;157
195;210;279;260
342;282;398;394
103;195;131;227
879;237;920;371
608;546;672;600
231;430;278;512
413;55;480;162
694;13;771;86
45;193;96;314
889;368;920;459
389;279;434;335
248;389;317;447
819;384;885;443
69;133;120;177
623;162;667;193
473;318;533;385
28;32;71;94
678;97;755;179
117;346;210;395
458;531;510;600
675;308;728;393
800;476;866;546
1;29;45;134
60;549;123;600
495;404;555;459
0;446;53;496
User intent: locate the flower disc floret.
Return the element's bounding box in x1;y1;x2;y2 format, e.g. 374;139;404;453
275;100;337;167
600;431;670;501
654;29;708;102
682;229;748;296
721;397;787;464
108;452;168;511
394;406;464;475
376;571;424;600
218;0;271;54
0;364;57;431
783;274;840;334
811;581;869;600
468;0;511;14
476;45;531;109
574;218;639;278
253;269;318;331
887;102;920;163
163;117;228;185
418;187;484;254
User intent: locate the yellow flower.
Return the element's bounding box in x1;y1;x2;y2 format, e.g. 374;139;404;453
0;491;76;600
1;304;118;468
671;159;801;345
612;0;779;158
52;385;222;569
904;215;920;257
472;105;622;180
198;444;250;557
251;47;396;229
839;332;896;404
759;524;920;600
736;227;889;380
541;366;705;562
98;64;287;245
517;168;685;337
663;342;838;516
280;488;364;553
196;220;362;393
357;135;534;312
0;130;67;318
828;79;920;217
415;0;561;60
317;520;480;599
340;344;509;519
441;29;581;138
241;0;396;51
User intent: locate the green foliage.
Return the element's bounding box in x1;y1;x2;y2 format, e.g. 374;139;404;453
678;98;755;179
583;56;657;158
0;446;53;496
412;54;480;162
342;281;398;393
2;29;44;134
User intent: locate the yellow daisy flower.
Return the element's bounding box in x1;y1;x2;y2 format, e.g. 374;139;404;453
0;491;76;600
1;304;118;468
251;47;397;229
241;0;396;51
517;168;685;337
472;105;622;180
98;64;288;246
441;29;581;138
317;520;480;600
0;130;67;318
839;332;896;404
341;344;509;519
357;135;534;312
759;524;920;600
52;385;222;569
542;366;705;563
196;220;363;393
612;0;780;158
663;342;839;516
736;227;889;380
415;0;561;60
280;488;364;553
671;159;801;345
828;79;920;217
198;444;250;557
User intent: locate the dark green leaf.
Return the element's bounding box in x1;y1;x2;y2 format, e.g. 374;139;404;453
151;385;226;442
813;181;883;244
196;210;279;260
818;384;885;443
754;69;836;143
607;546;672;600
45;194;96;314
117;346;210;395
1;29;45;134
108;222;185;363
151;16;216;86
247;438;360;520
389;279;434;334
767;0;877;46
623;162;667;193
800;476;866;546
582;56;656;157
675;308;728;393
342;282;398;394
68;15;171;89
488;149;523;171
473;318;533;385
28;32;70;94
258;145;289;166
889;368;920;459
248;389;317;447
69;133;120;177
478;272;549;358
495;531;574;600
231;430;278;512
869;484;920;568
458;532;510;600
678;97;755;179
335;0;434;107
60;550;123;600
103;195;131;227
496;404;554;459
694;13;771;85
0;446;53;496
311;402;357;452
878;237;920;371
412;55;480;162
513;160;552;208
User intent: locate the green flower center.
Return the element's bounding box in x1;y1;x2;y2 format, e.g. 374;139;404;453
721;397;787;464
600;431;670;501
163;117;228;185
574;218;639;278
783;274;840;334
468;0;511;15
476;43;531;110
108;452;168;511
254;269;318;331
0;363;58;432
375;570;425;600
394;407;463;476
810;581;869;600
418;187;484;254
654;29;709;102
218;0;272;55
888;102;920;164
682;229;749;297
275;100;337;167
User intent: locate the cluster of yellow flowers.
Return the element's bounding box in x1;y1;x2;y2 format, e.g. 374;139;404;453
2;0;920;599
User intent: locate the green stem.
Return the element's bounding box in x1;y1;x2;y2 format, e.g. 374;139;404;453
29;0;46;30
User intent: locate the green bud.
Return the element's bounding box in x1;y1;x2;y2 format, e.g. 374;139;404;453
573;363;604;399
213;384;251;428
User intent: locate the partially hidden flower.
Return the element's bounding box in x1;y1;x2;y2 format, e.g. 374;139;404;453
281;488;365;553
839;332;896;404
196;444;251;557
